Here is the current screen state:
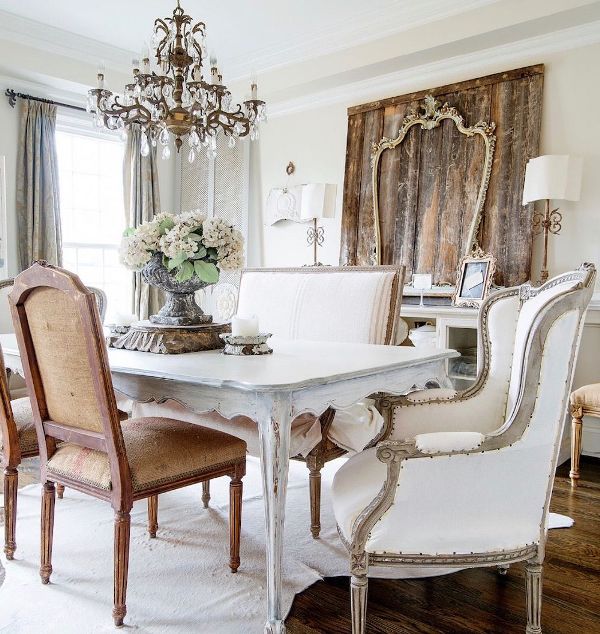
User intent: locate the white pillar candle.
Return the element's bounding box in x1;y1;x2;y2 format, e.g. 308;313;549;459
231;314;259;337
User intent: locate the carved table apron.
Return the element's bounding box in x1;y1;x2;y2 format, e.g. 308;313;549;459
0;334;456;633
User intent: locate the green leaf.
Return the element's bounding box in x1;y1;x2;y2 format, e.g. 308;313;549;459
188;232;202;241
158;217;175;235
206;247;218;261
123;227;135;237
191;246;207;260
167;252;188;270
175;260;194;282
194;260;219;283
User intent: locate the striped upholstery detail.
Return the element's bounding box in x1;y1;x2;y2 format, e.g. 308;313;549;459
0;398;38;455
47;417;246;492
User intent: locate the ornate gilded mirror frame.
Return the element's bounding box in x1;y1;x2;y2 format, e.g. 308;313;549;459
371;95;496;265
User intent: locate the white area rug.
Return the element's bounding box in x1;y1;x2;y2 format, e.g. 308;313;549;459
0;457;572;633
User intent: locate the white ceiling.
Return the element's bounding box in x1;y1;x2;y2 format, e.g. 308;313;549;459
0;0;497;79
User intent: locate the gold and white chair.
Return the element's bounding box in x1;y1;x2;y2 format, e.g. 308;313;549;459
134;265;404;538
331;264;595;633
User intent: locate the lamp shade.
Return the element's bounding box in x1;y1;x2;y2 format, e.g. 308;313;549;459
299;183;337;220
522;155;583;204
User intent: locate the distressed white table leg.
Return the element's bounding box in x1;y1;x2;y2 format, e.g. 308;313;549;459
257;392;292;634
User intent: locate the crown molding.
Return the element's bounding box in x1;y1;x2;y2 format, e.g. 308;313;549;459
0;10;135;73
0;2;496;81
223;0;497;81
268;20;600;118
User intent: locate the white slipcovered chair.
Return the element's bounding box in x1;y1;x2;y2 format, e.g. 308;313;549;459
133;265;404;538
331;264;595;633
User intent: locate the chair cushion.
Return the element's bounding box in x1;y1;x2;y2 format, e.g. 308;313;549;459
571;384;600;412
46;417;246;493
3;398;38;455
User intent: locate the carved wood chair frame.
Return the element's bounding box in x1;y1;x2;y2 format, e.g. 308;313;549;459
370;94;496;266
9;263;246;626
344;263;595;633
238;265;404;539
0;277;108;558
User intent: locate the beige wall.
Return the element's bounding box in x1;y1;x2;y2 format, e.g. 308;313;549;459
256;42;600;276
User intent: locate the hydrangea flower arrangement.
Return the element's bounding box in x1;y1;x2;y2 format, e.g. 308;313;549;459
120;210;244;284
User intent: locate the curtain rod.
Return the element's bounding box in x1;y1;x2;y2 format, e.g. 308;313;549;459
5;88;86;113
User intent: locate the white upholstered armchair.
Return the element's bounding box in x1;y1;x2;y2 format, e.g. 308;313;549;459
331;264;595;634
134;265;404;537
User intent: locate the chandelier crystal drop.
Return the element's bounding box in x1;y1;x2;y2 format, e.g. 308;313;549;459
87;1;266;161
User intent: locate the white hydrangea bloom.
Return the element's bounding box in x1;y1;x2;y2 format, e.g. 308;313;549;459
120;211;244;276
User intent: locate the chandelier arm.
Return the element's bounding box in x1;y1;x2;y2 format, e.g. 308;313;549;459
106;101;153;125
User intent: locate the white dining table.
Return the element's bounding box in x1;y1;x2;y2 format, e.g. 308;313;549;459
0;333;457;633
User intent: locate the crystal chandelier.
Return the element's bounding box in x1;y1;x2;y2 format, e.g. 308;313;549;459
87;1;266;162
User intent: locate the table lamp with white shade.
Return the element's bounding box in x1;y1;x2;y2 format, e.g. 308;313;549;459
300;183;337;266
523;154;583;283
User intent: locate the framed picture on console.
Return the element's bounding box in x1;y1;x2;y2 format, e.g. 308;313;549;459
453;253;496;308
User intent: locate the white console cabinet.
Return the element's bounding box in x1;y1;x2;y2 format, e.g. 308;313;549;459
401;304;479;390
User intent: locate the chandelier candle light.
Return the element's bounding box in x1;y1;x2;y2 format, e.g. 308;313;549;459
87;1;266;163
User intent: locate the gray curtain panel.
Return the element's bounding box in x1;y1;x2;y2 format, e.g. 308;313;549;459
16;100;62;271
123;125;162;320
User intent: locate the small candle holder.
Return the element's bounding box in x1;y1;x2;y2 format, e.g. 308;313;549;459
219;333;273;356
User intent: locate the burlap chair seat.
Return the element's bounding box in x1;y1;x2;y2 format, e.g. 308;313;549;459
0;398;38;455
571;383;600;413
47;417;247;493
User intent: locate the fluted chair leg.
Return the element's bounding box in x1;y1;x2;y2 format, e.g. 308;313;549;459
202;480;211;509
570;411;583;483
229;476;242;573
4;467;18;560
56;484;65;499
40;481;55;584
351;574;368;634
147;495;158;538
308;463;322;539
113;510;131;627
525;559;543;634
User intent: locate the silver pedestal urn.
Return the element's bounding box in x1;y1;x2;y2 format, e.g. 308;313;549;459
142;253;213;326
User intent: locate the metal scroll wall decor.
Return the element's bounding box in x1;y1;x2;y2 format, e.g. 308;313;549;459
370;95;496;267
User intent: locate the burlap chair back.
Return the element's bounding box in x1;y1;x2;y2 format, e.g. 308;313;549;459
23;286;104;433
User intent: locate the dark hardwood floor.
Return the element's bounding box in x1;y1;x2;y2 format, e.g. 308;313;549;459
287;457;600;633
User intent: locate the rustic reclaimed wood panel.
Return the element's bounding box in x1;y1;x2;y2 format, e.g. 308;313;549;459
340;65;544;287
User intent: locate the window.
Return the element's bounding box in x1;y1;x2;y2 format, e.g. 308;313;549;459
56;119;131;321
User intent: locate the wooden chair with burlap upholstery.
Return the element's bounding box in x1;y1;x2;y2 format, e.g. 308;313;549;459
0;279;115;558
9;262;247;627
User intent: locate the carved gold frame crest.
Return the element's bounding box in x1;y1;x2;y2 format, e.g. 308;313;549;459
371;94;496;265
